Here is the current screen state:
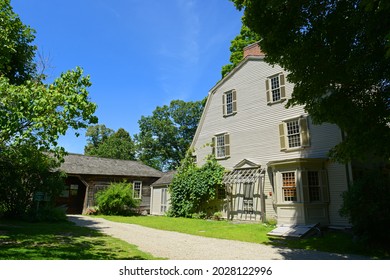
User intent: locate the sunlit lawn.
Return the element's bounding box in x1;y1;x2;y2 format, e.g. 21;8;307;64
100;215;273;244
99;215;388;259
0;219;160;260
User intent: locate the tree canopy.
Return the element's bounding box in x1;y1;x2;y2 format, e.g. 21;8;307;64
232;0;390;163
135;99;205;171
0;0;37;84
84;125;136;160
221;24;260;77
0;0;97;219
0;0;97;155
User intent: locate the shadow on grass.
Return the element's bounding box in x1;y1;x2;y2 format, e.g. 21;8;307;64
0;218;151;260
263;229;387;260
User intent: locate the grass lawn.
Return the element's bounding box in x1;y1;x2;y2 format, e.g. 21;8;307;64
0;219;160;260
99;215;389;259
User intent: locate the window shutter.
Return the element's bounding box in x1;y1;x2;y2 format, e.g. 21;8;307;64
299;117;310;147
320;170;329;202
222;94;226;116
301;170;309;203
265;79;271;103
280;73;286;99
224;133;230;157
279;123;286;150
211;137;216;156
232;90;237;113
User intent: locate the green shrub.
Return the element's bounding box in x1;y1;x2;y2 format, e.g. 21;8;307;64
0;145;65;219
340;169;390;252
27;204;67;222
168;150;225;218
95;181;139;216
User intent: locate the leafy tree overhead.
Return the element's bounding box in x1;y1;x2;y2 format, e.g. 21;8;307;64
0;67;98;154
84;126;136;160
135;99;205;171
232;0;390;163
221;24;260;77
0;0;37;84
0;0;97;155
0;0;97;219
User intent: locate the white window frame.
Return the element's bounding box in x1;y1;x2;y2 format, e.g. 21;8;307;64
266;73;286;104
222;90;237;117
279;116;310;151
216;134;226;158
133;181;142;199
160;187;168;213
286;119;301;148
214;133;230;159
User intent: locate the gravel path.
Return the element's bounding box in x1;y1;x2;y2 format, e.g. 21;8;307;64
67;215;370;260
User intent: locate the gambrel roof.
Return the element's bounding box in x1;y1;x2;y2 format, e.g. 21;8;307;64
191;55;265;150
60;153;163;178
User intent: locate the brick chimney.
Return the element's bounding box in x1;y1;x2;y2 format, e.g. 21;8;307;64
243;42;264;58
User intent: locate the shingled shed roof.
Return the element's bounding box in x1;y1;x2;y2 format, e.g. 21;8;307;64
60;153;163;178
151;170;176;186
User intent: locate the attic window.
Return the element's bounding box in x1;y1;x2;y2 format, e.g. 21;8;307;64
222;90;237;116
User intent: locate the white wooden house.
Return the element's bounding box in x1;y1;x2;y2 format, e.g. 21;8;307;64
191;43;351;227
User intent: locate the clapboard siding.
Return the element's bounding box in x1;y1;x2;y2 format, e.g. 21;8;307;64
195;59;342;170
192;56;349;226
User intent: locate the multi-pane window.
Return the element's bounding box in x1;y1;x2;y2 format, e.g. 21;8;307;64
226;91;233;115
282;172;297;202
214;133;230;159
270;76;281;102
286;120;301;148
266;73;285;104
308;171;321;201
223;90;237;116
216;134;225;158
133;181;142;199
279;117;310;151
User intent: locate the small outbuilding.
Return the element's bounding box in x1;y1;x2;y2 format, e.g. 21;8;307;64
150;170;176;215
57;153;163;214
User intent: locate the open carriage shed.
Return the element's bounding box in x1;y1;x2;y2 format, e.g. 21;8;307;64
57;153;163;214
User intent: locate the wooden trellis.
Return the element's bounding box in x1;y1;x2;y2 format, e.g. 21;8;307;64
223;167;265;221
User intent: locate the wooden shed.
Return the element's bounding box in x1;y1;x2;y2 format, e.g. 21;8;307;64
57;153;163;214
150;170;176;215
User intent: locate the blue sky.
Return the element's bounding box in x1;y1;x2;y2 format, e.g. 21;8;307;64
12;0;243;154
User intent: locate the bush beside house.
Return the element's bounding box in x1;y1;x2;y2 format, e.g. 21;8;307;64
168;151;225;218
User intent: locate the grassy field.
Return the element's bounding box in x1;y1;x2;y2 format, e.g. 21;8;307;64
100;215;388;259
0;219;160;260
1;215;388;260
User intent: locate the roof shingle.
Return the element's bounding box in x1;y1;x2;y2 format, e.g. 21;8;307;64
60;153;163;178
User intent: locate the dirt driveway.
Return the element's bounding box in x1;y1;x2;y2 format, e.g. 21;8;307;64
68;215;371;260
